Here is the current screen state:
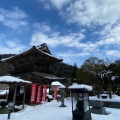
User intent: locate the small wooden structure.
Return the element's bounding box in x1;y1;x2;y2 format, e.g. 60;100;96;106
0;76;31;111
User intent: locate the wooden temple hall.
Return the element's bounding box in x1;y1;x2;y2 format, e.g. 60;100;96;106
2;43;64;104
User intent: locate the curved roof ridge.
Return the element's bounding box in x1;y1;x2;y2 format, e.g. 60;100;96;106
36;43;52;55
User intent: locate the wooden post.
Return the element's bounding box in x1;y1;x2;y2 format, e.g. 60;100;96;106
22;84;26;109
108;85;112;99
71;91;73;119
13;83;17;112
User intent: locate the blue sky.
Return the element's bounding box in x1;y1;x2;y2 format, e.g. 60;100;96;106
0;0;120;67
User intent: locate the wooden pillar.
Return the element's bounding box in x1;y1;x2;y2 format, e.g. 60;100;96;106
22;84;26;109
71;92;73;112
71;91;73;119
13;83;17;112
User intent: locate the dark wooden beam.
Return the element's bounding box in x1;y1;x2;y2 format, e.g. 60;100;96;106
22;84;26;109
13;83;17;112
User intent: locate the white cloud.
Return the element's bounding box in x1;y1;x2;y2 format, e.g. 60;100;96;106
0;46;24;54
61;0;120;55
30;31;85;48
31;22;120;65
31;32;58;47
31;23;85;48
39;0;71;9
105;50;120;57
97;24;120;47
0;7;28;29
33;22;51;32
0;14;4;21
5;40;19;48
33;0;120;65
62;0;120;26
44;4;51;10
37;1;120;49
59;0;120;58
56;51;90;65
0;34;28;54
49;0;71;9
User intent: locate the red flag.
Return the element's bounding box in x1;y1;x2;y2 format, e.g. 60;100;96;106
30;84;37;103
36;85;42;104
43;85;47;102
54;86;58;100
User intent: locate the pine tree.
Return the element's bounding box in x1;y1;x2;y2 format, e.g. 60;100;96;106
71;63;78;83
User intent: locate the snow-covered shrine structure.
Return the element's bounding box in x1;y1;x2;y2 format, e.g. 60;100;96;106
2;43;64;104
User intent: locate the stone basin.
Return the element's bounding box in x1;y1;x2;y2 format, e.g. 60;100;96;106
91;100;104;108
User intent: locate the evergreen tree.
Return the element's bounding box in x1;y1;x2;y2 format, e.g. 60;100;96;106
0;63;9;76
49;62;73;78
70;63;78;83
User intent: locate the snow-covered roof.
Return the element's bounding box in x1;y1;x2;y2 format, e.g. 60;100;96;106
59;84;66;89
36;43;52;54
1;44;62;62
51;81;63;86
68;83;92;91
0;76;32;84
35;46;62;61
1;55;15;61
0;90;8;95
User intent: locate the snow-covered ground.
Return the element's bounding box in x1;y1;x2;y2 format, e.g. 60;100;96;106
0;98;120;120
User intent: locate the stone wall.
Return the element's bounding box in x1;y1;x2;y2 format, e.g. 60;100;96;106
90;100;120;109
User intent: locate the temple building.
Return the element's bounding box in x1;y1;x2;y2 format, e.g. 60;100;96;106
2;43;64;104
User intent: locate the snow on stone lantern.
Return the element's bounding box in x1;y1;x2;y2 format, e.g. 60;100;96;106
68;83;92;120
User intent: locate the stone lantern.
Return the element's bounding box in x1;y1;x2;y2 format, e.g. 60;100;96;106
59;85;66;107
51;81;63;100
68;84;92;120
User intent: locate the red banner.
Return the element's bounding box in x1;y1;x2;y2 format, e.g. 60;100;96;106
36;85;42;104
43;85;47;102
54;86;58;100
30;84;37;103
